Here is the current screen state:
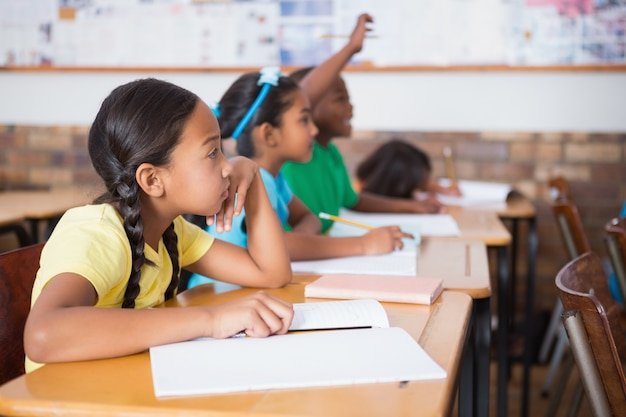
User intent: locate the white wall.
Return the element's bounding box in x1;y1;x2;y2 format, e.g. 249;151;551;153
1;71;625;133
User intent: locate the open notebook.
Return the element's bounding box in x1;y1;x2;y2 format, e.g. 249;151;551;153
434;179;512;208
328;209;461;238
150;299;446;397
290;244;417;276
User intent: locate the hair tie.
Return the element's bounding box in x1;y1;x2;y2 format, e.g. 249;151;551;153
231;67;281;140
210;103;221;118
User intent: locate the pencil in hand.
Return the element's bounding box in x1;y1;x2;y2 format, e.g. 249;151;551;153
318;212;375;230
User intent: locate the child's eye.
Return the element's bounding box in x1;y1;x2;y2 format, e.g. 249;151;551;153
208;148;218;159
300;115;310;124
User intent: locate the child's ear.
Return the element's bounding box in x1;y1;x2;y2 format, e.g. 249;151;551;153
136;163;165;197
259;122;279;147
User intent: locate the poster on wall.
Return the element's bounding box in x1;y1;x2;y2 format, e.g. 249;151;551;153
0;0;624;68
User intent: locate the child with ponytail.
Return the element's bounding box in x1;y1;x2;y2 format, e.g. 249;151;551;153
188;14;411;288
24;78;293;372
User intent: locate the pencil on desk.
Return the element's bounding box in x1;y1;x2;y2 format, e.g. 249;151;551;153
318;212;375;230
443;146;457;184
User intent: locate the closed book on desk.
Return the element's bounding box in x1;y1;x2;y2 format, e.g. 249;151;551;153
305;274;444;305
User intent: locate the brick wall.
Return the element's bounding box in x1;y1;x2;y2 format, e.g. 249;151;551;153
1;124;625;313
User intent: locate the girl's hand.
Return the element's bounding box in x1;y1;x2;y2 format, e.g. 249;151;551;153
206;291;294;339
349;13;374;54
360;226;413;255
209;156;259;233
442;184;463;197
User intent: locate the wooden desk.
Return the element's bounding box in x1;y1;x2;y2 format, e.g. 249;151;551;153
0;284;472;417
295;237;491;417
461;194;538;417
0;212;30;247
0;188;95;243
447;207;512;417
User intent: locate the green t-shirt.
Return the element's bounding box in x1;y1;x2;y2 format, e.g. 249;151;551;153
282;142;359;233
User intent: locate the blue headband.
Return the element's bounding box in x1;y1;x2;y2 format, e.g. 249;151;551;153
230;66;281;140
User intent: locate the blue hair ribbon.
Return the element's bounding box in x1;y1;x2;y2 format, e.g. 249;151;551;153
231;66;281;140
210;103;220;118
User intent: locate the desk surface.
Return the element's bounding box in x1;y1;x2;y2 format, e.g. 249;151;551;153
0;284;472;417
0;212;24;228
0;187;96;219
448;206;511;247
293;237;491;300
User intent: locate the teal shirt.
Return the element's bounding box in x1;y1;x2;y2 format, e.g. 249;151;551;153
282;142;359;233
187;168;293;288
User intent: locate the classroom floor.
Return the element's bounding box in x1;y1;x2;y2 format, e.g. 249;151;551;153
485;360;593;417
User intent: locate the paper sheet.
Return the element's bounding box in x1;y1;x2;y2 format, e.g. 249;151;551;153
150;327;446;397
435;179;511;208
329;209;461;237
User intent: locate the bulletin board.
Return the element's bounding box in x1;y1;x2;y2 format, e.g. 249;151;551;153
1;0;625;71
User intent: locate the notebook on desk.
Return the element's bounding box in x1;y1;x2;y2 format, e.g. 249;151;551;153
434;179;512;208
305;274;444;305
328;209;461;237
290;244;417;276
149;299;446;397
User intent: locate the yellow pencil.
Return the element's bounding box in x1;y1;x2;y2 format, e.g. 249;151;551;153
443;146;456;184
318;212;375;230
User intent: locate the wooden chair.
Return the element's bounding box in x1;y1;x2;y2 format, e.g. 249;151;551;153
605;217;626;304
549;176;573;202
540;195;592;412
556;252;626;416
0;242;44;385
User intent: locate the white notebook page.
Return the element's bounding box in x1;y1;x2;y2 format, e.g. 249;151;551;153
150;327;446;397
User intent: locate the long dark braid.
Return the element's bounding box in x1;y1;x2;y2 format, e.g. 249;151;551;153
88;78;197;308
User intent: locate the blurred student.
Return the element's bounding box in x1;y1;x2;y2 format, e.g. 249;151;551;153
187;15;411;288
355;139;461;199
24;78;294;372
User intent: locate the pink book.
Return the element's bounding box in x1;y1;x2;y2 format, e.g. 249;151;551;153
304;274;444;305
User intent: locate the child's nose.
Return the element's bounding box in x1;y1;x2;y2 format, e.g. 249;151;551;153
310;121;319;137
222;158;233;178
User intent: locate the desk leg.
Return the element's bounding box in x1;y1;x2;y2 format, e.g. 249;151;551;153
0;224;31;247
458;308;475;417
496;245;509;417
475;297;491;417
28;219;40;243
521;217;537;417
458;297;490;417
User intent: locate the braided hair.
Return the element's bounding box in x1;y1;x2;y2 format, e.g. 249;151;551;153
217;71;300;158
88;78;198;308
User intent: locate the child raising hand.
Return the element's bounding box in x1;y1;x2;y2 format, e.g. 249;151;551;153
284;14;446;233
24;78;293;372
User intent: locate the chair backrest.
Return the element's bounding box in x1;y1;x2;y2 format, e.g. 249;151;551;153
0;242;44;385
605;217;626;304
552;198;591;260
549;176;573;201
556;252;626;416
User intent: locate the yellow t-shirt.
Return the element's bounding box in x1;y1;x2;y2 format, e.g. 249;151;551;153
26;204;214;372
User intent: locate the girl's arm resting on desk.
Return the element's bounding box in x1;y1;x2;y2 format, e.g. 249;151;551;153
190;169;292;288
287;196;321;235
285;226;411;260
24;275;293;365
353;191;446;214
